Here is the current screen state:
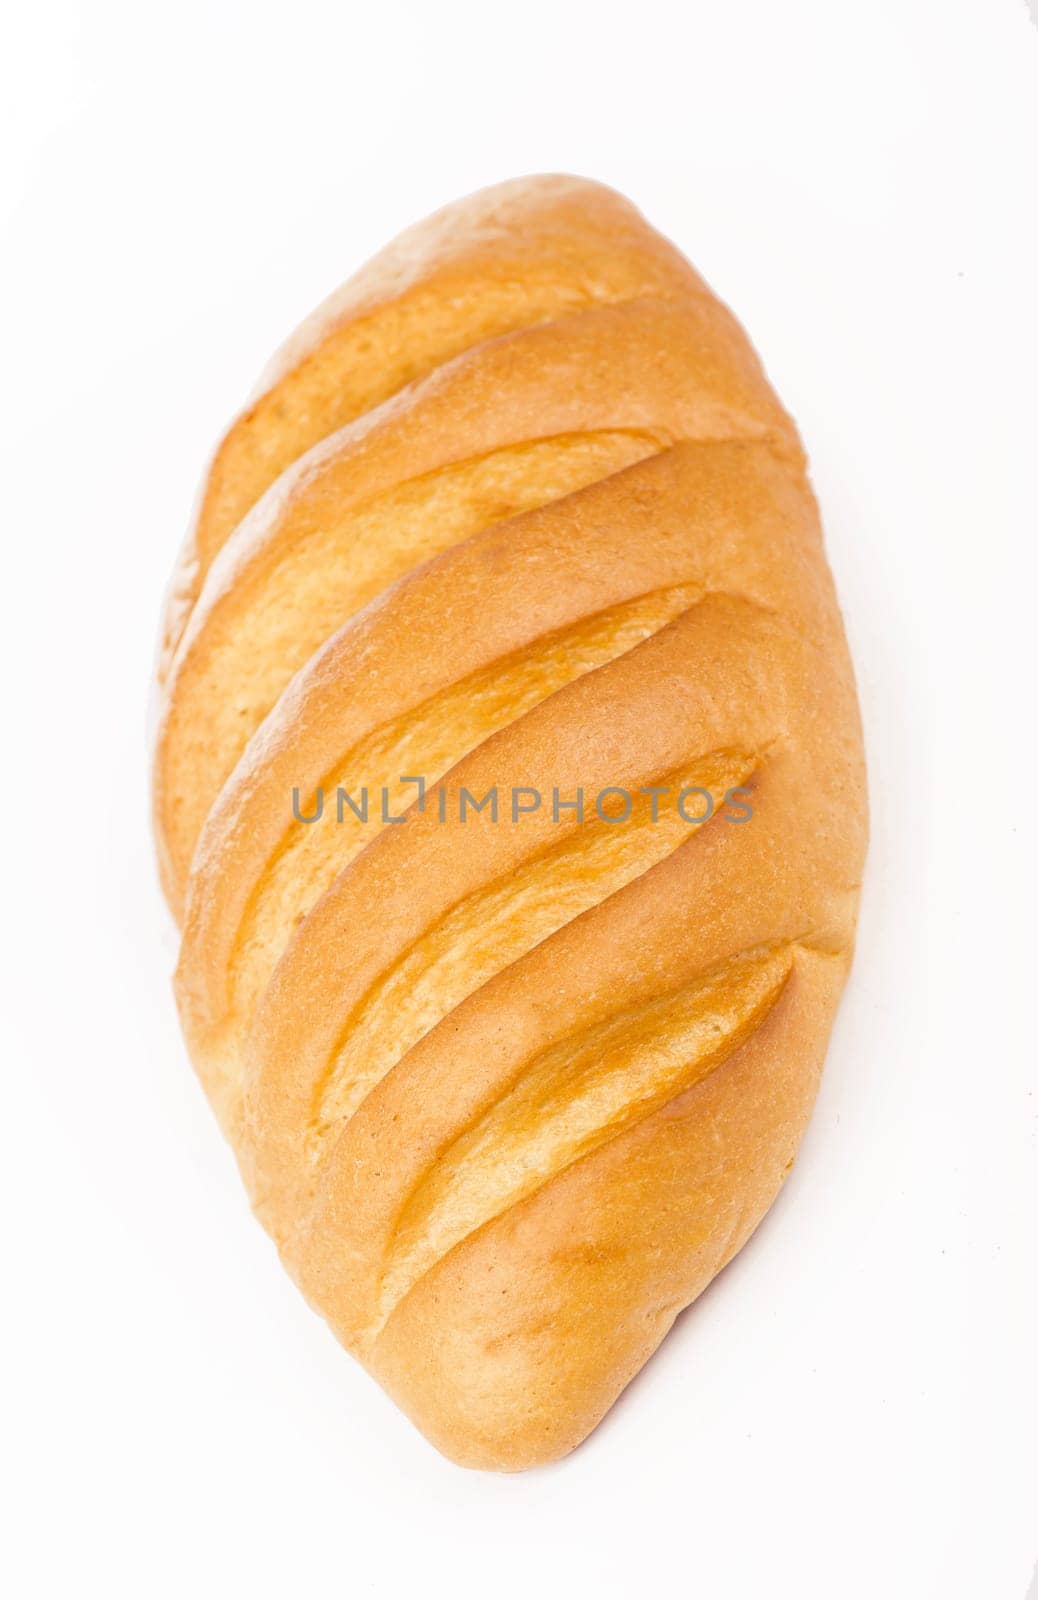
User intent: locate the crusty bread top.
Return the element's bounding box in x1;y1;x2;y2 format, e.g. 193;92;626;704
157;176;867;1470
159;176;708;679
155;287;802;916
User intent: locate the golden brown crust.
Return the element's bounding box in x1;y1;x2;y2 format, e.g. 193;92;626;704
154;294;800;916
155;175;867;1470
371;956;841;1470
159;176;707;679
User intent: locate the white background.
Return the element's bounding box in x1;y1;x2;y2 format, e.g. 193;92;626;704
1;2;1035;1595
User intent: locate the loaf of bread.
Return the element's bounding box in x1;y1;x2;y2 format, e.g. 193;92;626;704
153;175;867;1470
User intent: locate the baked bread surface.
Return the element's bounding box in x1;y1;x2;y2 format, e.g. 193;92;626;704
154;175;867;1470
